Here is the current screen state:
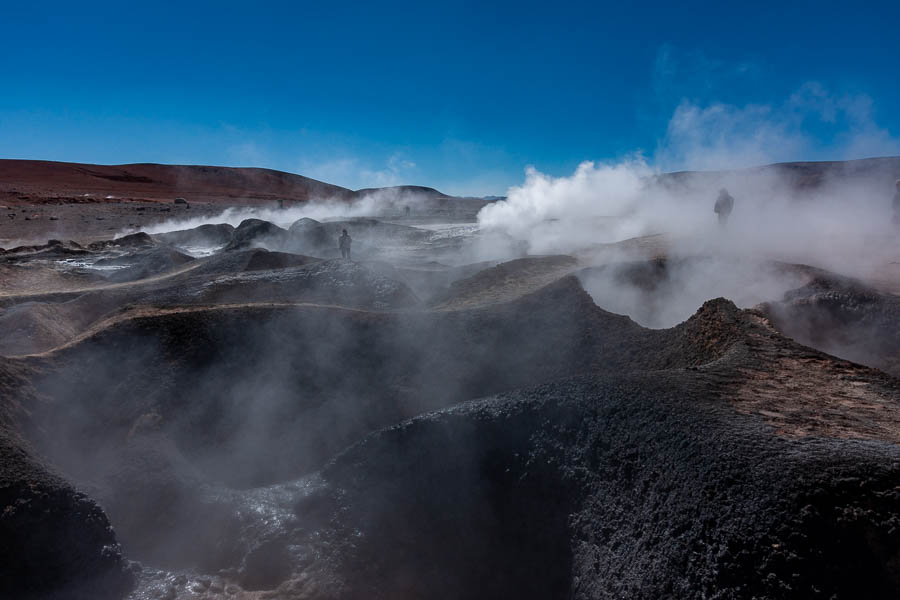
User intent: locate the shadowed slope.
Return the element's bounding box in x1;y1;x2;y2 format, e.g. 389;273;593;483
273;300;900;599
0;359;134;600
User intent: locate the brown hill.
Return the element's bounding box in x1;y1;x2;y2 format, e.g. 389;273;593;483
0;160;359;205
0;160;461;207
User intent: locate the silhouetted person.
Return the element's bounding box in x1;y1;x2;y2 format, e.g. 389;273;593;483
339;229;352;259
714;188;735;225
893;179;900;226
404;205;411;217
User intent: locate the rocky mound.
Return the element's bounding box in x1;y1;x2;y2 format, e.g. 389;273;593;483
294;364;900;599
158;247;318;279
286;217;336;255
433;255;579;309
0;359;134;600
0;303;85;357
2;238;88;256
762;274;900;377
0;261;106;297
87;232;156;251
153;223;235;250
94;246;195;283
242;250;319;271
223;218;290;252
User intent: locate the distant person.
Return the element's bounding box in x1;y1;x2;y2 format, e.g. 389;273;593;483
714;188;735;225
339;229;352;259
893;179;900;226
404;205;411;217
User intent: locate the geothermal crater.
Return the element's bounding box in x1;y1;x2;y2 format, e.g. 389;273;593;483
2;164;900;600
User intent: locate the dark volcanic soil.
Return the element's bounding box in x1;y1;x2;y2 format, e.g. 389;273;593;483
2;200;900;599
0;359;134;600
762;272;900;377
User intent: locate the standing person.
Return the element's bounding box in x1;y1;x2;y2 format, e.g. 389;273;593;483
893;179;900;226
339;229;352;259
714;188;735;225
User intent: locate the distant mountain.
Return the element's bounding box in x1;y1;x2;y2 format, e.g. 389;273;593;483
354;185;449;198
4;157;897;208
0;160;455;205
656;156;900;195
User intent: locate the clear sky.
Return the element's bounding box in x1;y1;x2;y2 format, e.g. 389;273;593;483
2;1;899;195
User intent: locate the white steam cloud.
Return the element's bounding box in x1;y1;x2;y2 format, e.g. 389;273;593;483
478;82;900;327
139;191;411;235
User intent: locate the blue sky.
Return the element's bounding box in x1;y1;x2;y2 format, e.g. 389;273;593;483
2;1;899;195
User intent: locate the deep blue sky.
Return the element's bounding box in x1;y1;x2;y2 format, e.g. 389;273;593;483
2;1;899;195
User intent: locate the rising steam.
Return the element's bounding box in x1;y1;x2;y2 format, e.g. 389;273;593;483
477;84;900;327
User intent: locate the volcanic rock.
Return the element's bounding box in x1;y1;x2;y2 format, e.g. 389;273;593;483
95;247;195;283
0;303;86;357
153;223;234;250
0;359;134;600
298;362;900;599
88;232;156;251
2;239;88;259
433;255;579;309
224;219;290;252
286;217;334;255
762;273;900;377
